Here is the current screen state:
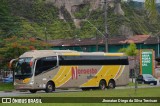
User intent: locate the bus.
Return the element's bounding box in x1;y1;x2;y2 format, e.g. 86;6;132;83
10;50;129;93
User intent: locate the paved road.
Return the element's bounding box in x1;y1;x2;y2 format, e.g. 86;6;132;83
0;89;82;97
0;84;160;97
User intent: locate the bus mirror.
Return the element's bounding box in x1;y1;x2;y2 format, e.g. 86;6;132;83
30;61;33;67
9;63;12;69
9;59;18;69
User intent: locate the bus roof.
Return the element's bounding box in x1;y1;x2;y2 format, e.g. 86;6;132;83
19;50;126;58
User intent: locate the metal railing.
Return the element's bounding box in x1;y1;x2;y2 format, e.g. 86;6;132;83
0;70;13;82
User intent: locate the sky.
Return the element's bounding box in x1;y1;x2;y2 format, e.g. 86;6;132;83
124;0;144;1
135;0;160;3
134;0;144;2
124;0;160;3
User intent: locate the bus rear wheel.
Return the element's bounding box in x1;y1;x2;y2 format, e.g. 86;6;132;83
108;80;115;89
99;80;106;90
29;90;37;93
45;82;54;93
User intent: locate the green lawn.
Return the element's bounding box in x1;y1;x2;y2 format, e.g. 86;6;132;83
26;87;160;97
0;84;160;106
128;82;149;86
0;83;13;91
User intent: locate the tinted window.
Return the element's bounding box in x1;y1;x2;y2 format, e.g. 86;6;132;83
35;56;57;75
143;74;153;79
15;58;32;76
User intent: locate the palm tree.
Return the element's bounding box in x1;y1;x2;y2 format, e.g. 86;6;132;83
144;0;158;21
114;0;158;20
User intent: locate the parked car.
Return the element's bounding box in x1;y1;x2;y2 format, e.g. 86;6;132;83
137;74;157;85
2;74;13;83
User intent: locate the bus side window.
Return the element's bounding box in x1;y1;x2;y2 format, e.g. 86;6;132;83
35;56;57;75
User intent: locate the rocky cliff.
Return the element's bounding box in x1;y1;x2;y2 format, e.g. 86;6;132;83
45;0;124;28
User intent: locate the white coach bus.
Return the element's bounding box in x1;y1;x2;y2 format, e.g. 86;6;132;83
10;50;129;93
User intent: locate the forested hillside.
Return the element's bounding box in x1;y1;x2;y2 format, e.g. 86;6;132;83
1;0;160;40
0;0;160;68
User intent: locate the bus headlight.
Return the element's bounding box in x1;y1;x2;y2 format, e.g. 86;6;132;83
29;80;34;85
23;78;31;84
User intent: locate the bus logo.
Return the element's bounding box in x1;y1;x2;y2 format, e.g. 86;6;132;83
72;67;78;79
2;98;11;103
71;67;97;79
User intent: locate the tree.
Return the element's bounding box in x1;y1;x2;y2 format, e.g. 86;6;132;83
119;43;138;55
119;43;139;93
0;36;51;69
145;0;158;21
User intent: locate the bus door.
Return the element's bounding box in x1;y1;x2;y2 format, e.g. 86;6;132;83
34;56;58;89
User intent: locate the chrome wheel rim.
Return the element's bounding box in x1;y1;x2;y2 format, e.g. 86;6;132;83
109;83;113;88
101;84;105;90
48;85;52;91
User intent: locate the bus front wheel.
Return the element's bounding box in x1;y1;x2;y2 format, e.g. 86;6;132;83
45;82;54;93
29;90;37;93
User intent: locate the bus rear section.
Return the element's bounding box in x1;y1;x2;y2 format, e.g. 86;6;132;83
52;55;129;90
11;50;129;93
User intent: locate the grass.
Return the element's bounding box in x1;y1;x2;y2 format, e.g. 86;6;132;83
0;83;14;91
128;82;149;86
0;87;160;106
0;84;160;106
25;87;160;97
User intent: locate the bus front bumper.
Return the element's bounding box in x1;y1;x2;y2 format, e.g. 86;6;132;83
14;84;34;90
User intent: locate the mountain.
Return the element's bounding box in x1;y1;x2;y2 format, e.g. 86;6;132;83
0;0;160;40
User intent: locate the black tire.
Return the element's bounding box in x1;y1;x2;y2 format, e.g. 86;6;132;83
99;80;106;90
45;82;54;93
81;88;90;91
92;87;98;90
29;90;37;93
108;80;115;89
154;82;157;85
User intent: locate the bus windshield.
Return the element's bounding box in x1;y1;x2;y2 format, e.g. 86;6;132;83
15;58;33;79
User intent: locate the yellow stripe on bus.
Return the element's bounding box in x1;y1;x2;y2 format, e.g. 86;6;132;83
104;53;124;56
57;67;72;87
105;65;122;81
80;65;121;87
80;66;107;87
52;66;124;88
114;65;125;80
63;53;80;56
52;66;65;81
53;66;72;87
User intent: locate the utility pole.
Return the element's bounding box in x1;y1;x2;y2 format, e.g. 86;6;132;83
104;0;108;52
96;31;99;51
45;27;47;42
44;26;48;49
158;36;160;57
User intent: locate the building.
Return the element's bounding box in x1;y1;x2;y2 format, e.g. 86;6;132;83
48;35;160;57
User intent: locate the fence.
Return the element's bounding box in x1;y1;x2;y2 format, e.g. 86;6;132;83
0;70;13;82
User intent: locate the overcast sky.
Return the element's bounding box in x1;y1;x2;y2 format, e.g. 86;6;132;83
134;0;160;3
124;0;160;3
134;0;144;2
